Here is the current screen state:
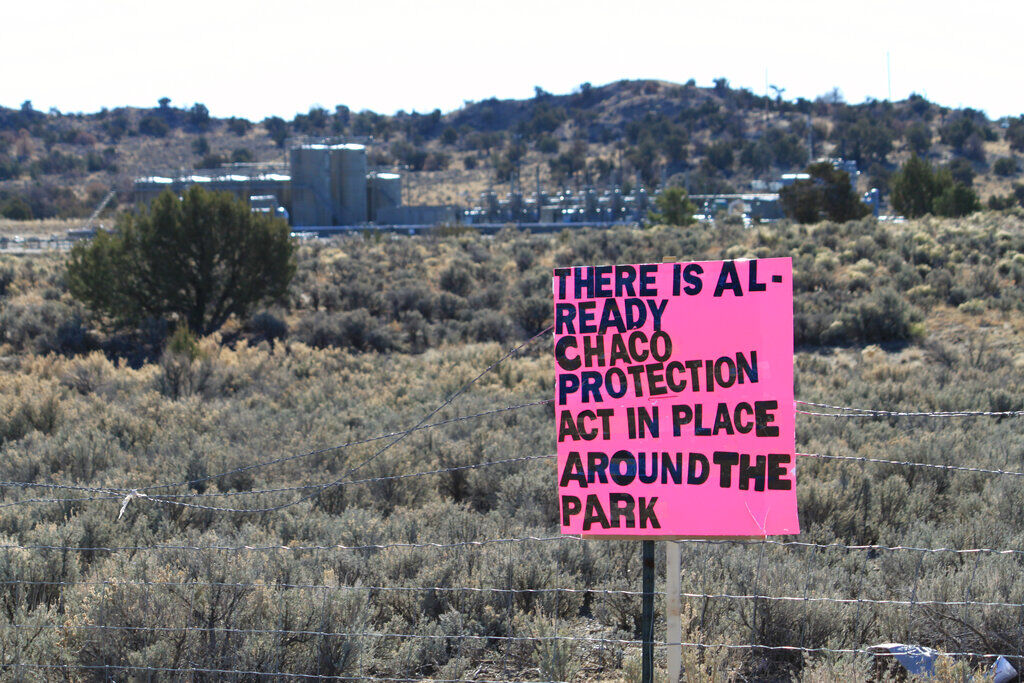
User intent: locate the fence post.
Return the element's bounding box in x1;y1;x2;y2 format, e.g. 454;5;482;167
642;540;655;683
667;541;682;682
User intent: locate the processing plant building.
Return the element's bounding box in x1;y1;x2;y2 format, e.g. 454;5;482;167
136;143;864;229
134;142;458;228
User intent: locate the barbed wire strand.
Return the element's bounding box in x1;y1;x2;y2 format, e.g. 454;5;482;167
210;325;552;515
0;399;554;505
0;494;123;510
4;663;561;683
136;395;554;494
796;400;1024;418
0;578;644;597
5;395;1019;510
0;534;574;553
13;445;1024;513
6;578;1024;610
2;627;1022;662
0;535;1023;556
799;452;1024;478
148;454;555;503
0;622;640;646
9;644;1022;682
0;454;555;513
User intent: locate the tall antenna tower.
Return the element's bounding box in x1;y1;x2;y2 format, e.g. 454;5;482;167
887;51;892;101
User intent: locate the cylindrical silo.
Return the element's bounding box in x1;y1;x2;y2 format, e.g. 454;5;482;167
290;145;332;226
367;172;402;222
329;144;368;225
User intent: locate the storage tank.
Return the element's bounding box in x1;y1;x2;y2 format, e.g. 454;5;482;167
329;144;367;224
367;172;402;222
290;145;332;226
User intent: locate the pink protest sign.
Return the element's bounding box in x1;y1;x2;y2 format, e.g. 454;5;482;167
553;258;798;538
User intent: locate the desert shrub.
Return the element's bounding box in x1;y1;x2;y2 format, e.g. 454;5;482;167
293;309;394;352
245;311;288;346
439;261;475;297
0;299;89;354
4;216;1024;677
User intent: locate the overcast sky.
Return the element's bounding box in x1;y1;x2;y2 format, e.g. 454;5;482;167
3;0;1020;120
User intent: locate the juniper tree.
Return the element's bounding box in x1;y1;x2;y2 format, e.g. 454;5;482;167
67;186;295;335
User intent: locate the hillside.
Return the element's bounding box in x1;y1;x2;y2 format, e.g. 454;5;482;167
3;79;1024;222
3;215;1024;678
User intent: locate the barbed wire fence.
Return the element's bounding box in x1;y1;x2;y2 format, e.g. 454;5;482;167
2;326;1024;679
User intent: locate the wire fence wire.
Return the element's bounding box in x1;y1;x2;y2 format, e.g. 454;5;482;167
7;327;1024;678
3;644;1019;683
5;577;1024;609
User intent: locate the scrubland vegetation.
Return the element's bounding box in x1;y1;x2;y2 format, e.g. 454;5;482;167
5;80;1024;221
4;213;1024;679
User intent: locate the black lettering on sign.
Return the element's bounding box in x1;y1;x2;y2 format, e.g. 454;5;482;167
639;264;658;296
554;337;580;371
687;452;709;484
587;452;609;484
578;301;597;333
561;495;581;525
609;450;637;486
767;454;793;490
713;451;739;487
609;492;635;528
583;335;605;367
738;453;767;491
597;300;625;333
748;259;767;292
594;265;613;297
754;400;779;437
683;263;703;295
559;452;587;487
583;494;610;530
638;497;660;529
554;303;576;334
615;266;637;296
714;261;743;297
638;453;658;484
553;268;571;298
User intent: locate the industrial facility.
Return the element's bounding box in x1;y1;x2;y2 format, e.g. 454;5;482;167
134;144;873;230
134;142;459;229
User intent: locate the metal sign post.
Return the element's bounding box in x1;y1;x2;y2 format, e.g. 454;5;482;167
642;540;655;683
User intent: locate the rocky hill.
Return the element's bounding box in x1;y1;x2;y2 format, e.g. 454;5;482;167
2;79;1023;220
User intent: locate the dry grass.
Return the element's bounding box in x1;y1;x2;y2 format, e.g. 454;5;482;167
0;218;83;238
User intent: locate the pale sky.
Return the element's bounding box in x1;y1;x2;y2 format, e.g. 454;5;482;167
3;0;1021;121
